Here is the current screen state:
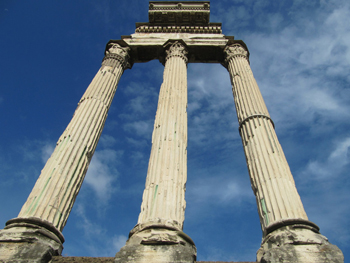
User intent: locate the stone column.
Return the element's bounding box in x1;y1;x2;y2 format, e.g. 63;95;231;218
115;41;196;263
0;43;131;263
224;43;343;263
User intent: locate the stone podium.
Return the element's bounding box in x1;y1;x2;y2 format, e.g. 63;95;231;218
0;1;344;263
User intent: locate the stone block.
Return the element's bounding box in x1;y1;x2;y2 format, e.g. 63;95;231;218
0;218;64;263
115;227;196;263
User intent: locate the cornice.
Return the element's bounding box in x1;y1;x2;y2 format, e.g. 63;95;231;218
149;2;210;11
135;24;222;34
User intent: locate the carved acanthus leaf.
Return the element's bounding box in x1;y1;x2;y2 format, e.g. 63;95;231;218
103;43;131;69
165;41;188;63
224;44;248;62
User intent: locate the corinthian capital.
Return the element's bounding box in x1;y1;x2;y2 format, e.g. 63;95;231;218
103;43;131;69
165;41;188;63
224;43;249;64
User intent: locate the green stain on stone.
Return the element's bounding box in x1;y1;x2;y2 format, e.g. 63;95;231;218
154;185;158;201
150;184;158;216
261;198;269;225
57;145;87;217
27;168;55;215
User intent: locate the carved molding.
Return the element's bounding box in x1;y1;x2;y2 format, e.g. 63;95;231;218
6;217;65;243
135;25;222;34
102;43;131;69
165;41;188;63
149;2;210;11
239;114;275;133
224;43;249;64
148;1;210;26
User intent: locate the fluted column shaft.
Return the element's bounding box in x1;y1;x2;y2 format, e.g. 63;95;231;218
18;43;131;232
224;44;308;233
137;41;188;230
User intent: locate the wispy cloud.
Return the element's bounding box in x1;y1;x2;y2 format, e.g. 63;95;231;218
2;0;350;260
0;140;55;186
187;63;239;148
84;148;122;203
200;245;258;262
187;175;253;206
123;120;153;138
119;81;159;139
112;235;128;252
211;0;350;131
242;4;350;127
40;142;54;163
99;134;117;148
301;137;350;181
68;203;128;257
189;0;350;257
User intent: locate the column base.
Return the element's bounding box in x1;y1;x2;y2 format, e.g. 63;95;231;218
0;217;64;263
257;219;344;263
115;221;196;263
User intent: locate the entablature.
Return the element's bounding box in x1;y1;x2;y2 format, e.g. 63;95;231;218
105;1;249;64
105;36;248;64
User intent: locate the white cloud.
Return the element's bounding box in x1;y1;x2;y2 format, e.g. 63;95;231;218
123;120;153;138
112;235;128;252
71;203;128;256
187;100;201;113
202;246;238;262
74;203;105;238
126;137;148;148
123;82;158;106
129;150;145;163
119;81;159;139
0;140;56;185
99;134;117;148
40;142;55;163
302;137;350;180
3;0;350;260
193;1;350;255
187;175;253;207
306;189;350;245
128;95;147;113
229;3;350;134
84;148;122;203
187;63;239;147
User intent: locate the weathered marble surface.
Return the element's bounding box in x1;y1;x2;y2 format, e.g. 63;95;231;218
224;43;308;231
114;41;196;263
0;2;344;263
0;43;131;263
258;223;344;262
0;218;64;263
224;43;344;263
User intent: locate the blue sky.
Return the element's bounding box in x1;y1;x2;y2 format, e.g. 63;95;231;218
0;0;349;261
